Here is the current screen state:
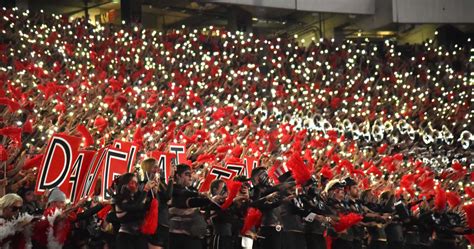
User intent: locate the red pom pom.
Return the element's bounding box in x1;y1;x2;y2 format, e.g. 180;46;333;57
465;187;474;199
231;145;243;158
377;143;388;154
418;177;435;192
141;198;159;235
94;117;108;132
196;153;216;164
136;108;147;119
434;187;447;211
97;204;112;220
221;180;242;210
451;162;463;171
216;145;232;154
240;207;262;235
0;127;22;146
333;212;363;232
23;154;43;170
366;165;382;176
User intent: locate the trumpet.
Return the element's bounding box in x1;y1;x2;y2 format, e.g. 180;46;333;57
343;119;352;133
361;121;371;142
397;119;410;135
371;120;384;142
384;120;394;135
422;125;434;145
335;121;345;136
351;122;362;140
321;119;332;135
433;130;443;145
313;114;323;132
406;124;416;141
441;125;454;145
459;130;473;149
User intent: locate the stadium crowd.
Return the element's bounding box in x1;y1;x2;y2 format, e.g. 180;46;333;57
0;7;473;249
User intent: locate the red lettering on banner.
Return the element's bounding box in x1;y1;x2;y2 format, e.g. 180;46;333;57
35;134;81;194
199;166;236;192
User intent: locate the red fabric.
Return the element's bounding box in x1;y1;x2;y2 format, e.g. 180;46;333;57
324;230;333;249
23;154;43;170
0;97;20;112
0;127;22;145
76;124;94;147
22;119;33;134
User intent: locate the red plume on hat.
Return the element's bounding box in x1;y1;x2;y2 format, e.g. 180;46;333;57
286;152;311;185
76;124;94;147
